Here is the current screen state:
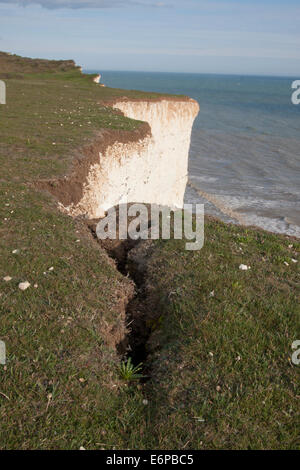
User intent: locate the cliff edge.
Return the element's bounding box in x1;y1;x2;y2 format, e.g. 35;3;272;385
60;97;199;218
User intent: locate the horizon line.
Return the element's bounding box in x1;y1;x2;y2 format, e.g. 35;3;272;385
84;69;300;80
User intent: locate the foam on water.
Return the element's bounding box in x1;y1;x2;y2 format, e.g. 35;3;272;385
187;127;300;237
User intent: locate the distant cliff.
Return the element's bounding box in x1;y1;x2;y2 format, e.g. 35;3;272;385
0;51;80;75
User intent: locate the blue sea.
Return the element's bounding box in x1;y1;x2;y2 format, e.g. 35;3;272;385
87;70;300;237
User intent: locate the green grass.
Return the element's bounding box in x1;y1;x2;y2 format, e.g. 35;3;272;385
119;358;144;382
141;219;300;449
0;51;81;75
0;52;157;449
0;52;299;449
0;181;141;449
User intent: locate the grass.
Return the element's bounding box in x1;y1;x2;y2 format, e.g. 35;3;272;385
119;358;144;382
142;218;300;449
0;52;156;449
0;181;140;449
0;51;81;75
0;52;299;449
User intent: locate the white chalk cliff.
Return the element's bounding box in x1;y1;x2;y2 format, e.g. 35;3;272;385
93;74;101;84
64;98;199;218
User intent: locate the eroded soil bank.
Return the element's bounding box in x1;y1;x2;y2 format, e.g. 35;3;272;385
86;212;159;376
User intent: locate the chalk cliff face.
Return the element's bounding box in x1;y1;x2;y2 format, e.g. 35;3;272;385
93;74;101;84
63;98;199;218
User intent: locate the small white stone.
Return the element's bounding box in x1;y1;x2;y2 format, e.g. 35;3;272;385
48;267;54;271
142;399;149;405
288;244;293;249
209;290;215;297
284;261;289;266
79;446;86;451
209;352;214;357
3;276;12;282
239;264;250;271
291;259;298;264
18;281;30;291
34;283;38;288
12;249;19;254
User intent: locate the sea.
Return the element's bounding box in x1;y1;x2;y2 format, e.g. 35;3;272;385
86;70;300;237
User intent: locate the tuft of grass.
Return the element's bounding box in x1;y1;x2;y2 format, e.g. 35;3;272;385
119;358;144;382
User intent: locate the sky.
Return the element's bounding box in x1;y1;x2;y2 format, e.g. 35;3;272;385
0;0;300;76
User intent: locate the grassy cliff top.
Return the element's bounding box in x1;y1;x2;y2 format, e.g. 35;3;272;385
0;51;181;184
0;51;81;75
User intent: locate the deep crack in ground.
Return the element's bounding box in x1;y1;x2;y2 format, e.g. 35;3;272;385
86;217;154;378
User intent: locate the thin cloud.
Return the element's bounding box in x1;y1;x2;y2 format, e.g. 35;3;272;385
0;0;169;8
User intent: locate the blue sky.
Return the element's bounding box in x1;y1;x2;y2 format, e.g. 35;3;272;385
0;0;300;76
